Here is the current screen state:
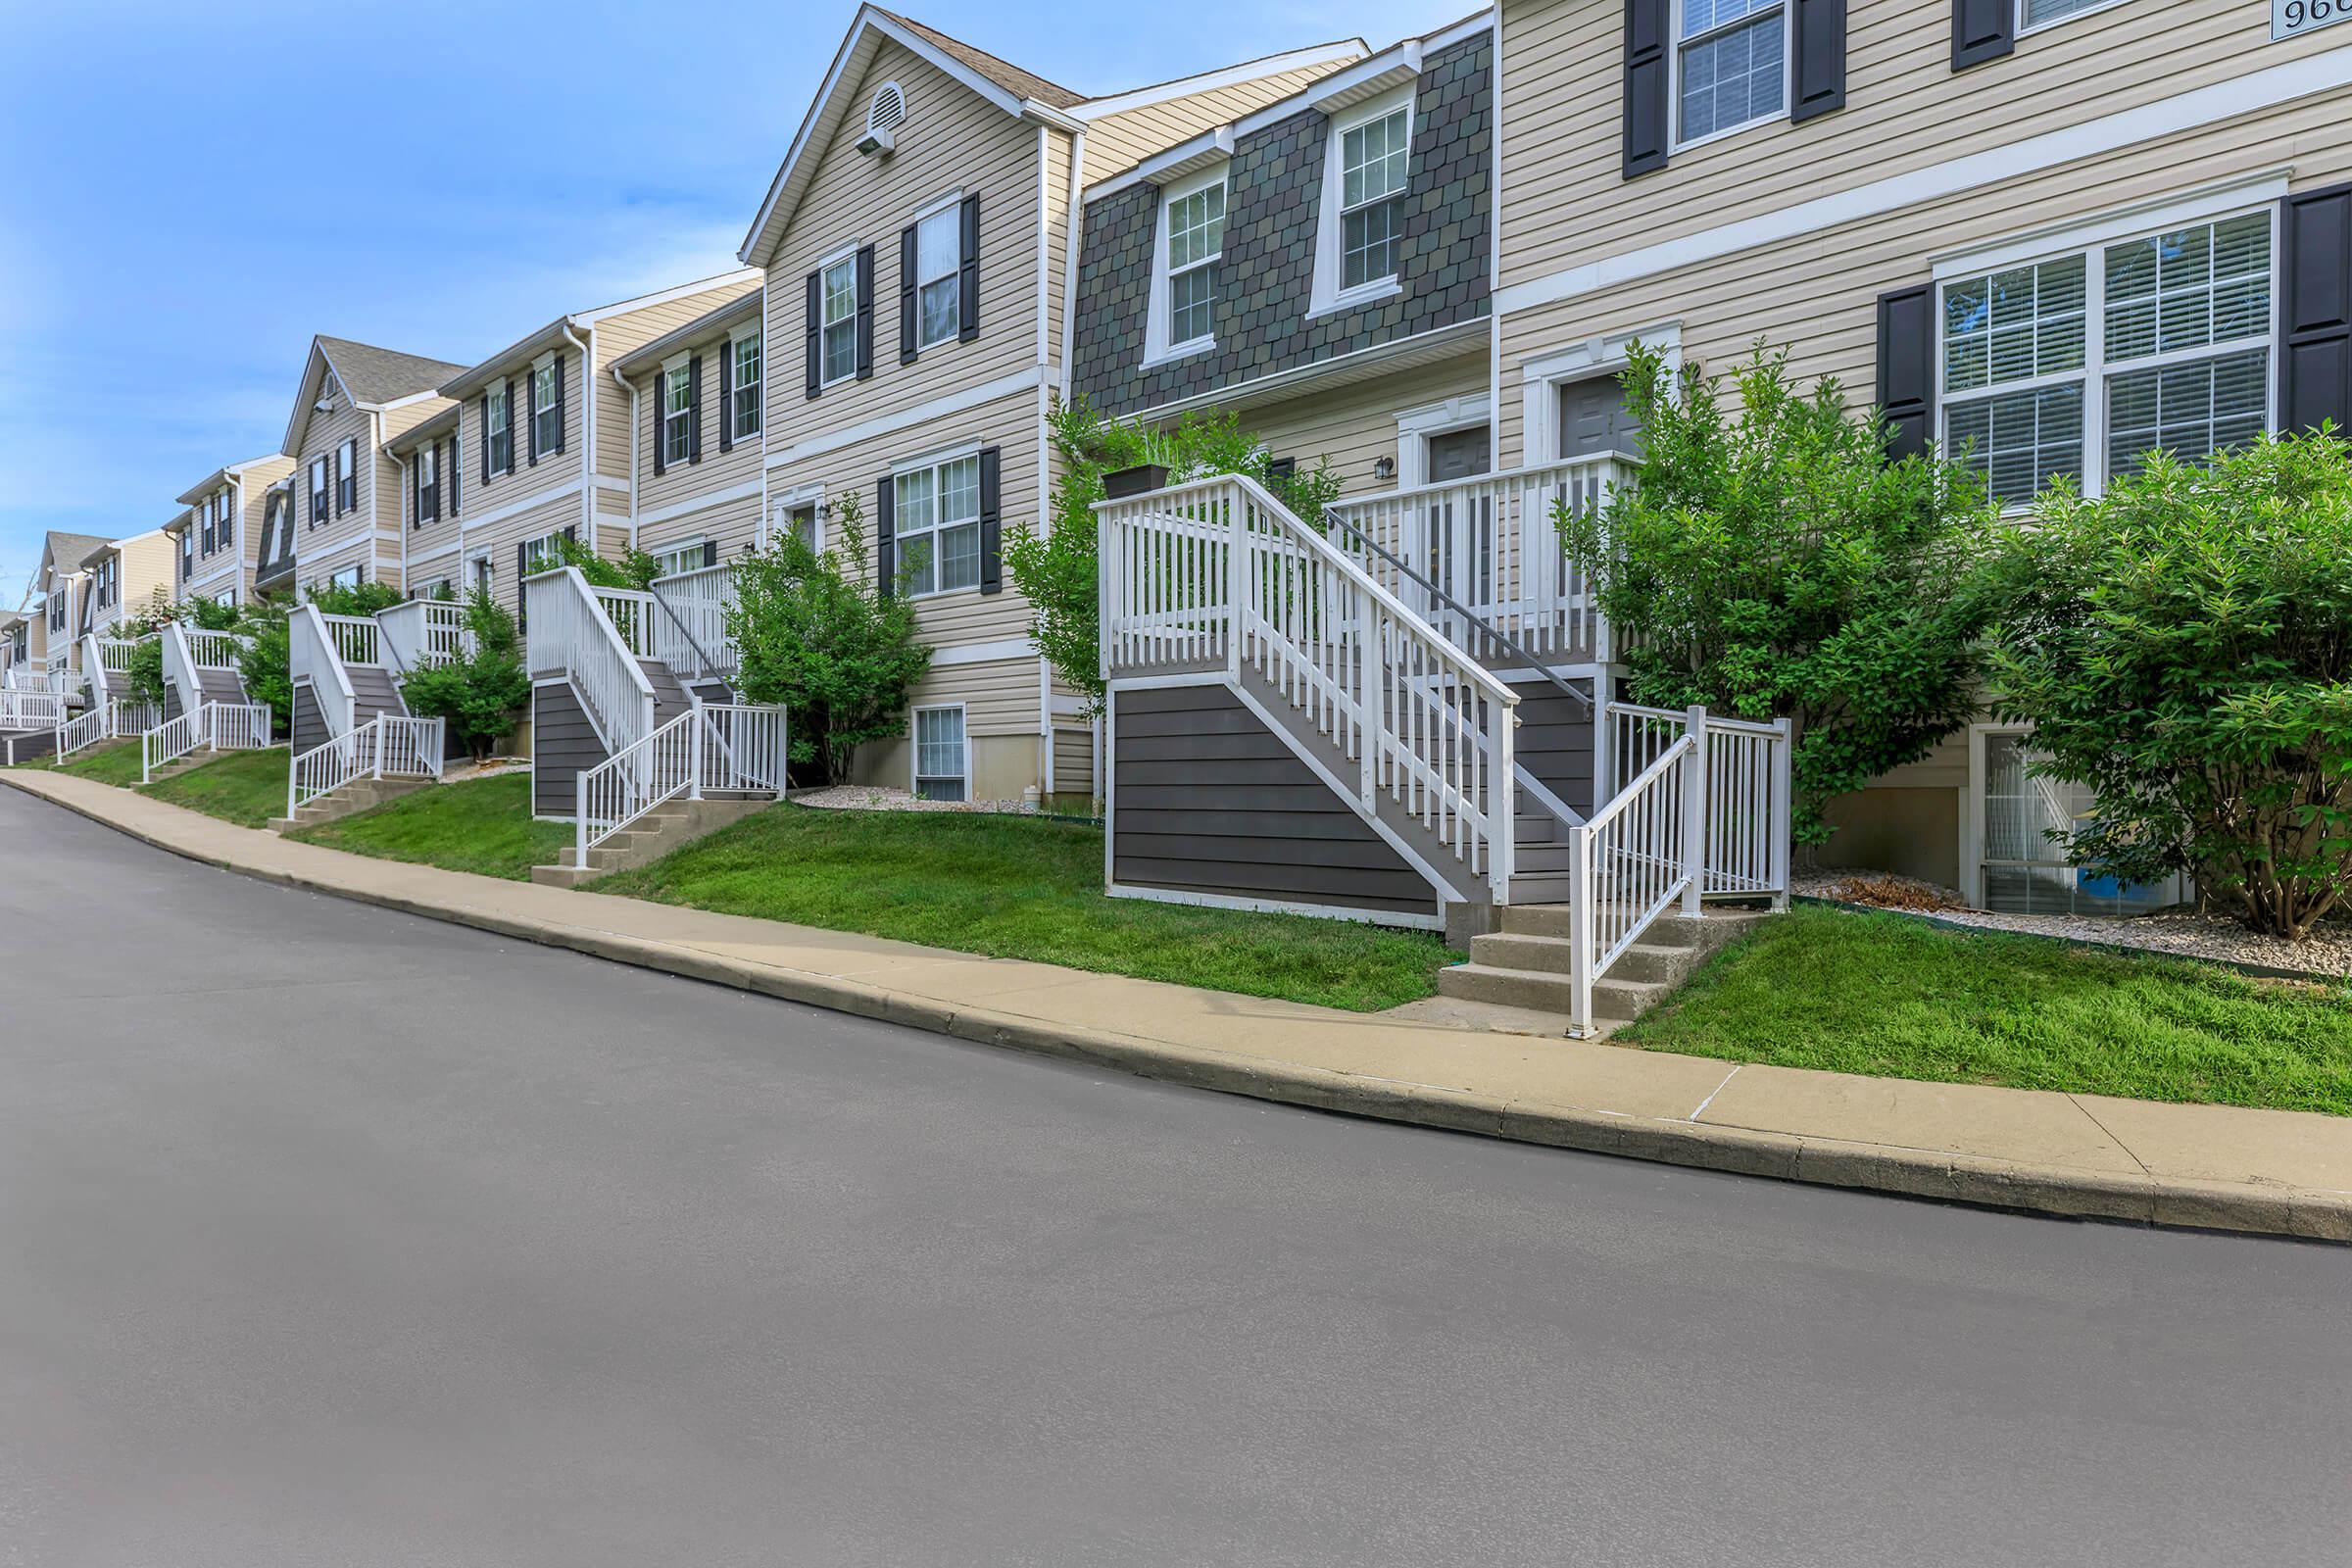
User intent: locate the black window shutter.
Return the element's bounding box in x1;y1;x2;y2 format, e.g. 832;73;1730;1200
717;343;734;453
978;445;1002;595
503;378;517;473
687;355;704;464
1876;284;1936;463
1951;0;2013;70
527;368;540;466
479;395;491;485
875;473;896;598
899;224;919;363
703;539;718;569
652;371;666;477
958;194;980;342
2282;183;2352;437
515;541;526;583
855;244;875;379
1623;0;1670;179
447;438;460;518
1791;0;1845;122
552;354;566;454
564;523;576;543
804;270;822;399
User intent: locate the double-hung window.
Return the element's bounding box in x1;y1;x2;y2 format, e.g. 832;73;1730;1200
1675;0;1786;145
1339;105;1409;291
336;440;358;512
2021;0;2117;29
662;359;694;466
310;458;329;524
821;256;859;385
1940;207;2273;509
912;706;968;802
416;443;440;522
1165;175;1224;350
521;531;564;575
179;529;195;579
216;492;232;550
200;505;215;557
531;357;561;455
731;330;761;439
485;383;511;473
914;204;961;349
892;453;981;597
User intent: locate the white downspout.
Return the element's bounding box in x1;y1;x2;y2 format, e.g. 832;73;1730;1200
563;321;593;555
611;360;639;549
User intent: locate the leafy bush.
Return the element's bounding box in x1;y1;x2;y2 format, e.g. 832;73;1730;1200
308;580;405;619
398;589;530;761
726;489;931;783
1974;433;2352;939
183;595;242;632
1555;343;1989;846
1005;399;1345;715
237;603;293;732
550;533;661;593
124;635;166;708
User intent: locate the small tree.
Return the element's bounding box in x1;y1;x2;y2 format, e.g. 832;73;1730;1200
307;580;405;618
1555;343;1990;847
1005;399;1346;714
726;489;931;783
551;534;661;593
182;595;241;632
398;589;531;761
237;602;294;733
1974;433;2352;939
124;636;167;709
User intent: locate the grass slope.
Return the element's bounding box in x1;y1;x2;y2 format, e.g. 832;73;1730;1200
596;805;1452;1012
286;772;569;881
1622;905;2352;1115
50;741;147;788
140;747;290;829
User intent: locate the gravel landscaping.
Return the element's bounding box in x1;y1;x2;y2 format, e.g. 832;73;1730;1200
792;784;1045;815
1796;870;2352;980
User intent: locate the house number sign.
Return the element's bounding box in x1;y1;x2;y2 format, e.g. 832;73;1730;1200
2275;0;2352;40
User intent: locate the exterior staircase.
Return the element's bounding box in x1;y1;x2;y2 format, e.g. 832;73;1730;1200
1435;904;1770;1034
529;797;771;887
270;772;433;832
283;604;447;821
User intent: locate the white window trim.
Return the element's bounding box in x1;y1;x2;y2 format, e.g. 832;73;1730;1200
767;482;826;552
818;245;861;389
649;536;710;580
1309;85;1414;318
660;353;695;465
1933;194;2279;510
911;702;971;803
1962;722;2188;912
1518;322;1682;466
2016;0;2133;39
729;322;763;440
1667;0;1792;155
1143;164;1228;367
1391;392;1493;489
484;382;511;469
890;444;985;600
912;188;966;352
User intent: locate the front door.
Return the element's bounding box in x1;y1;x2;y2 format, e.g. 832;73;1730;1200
1420;426;1494;630
1558;371;1642;460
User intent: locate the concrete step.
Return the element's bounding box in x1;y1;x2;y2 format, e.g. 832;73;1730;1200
1434;961;1665;1023
266;776;432;834
1468;931;1708;987
535;796;774;883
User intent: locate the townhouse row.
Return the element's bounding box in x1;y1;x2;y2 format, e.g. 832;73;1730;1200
16;0;2352;932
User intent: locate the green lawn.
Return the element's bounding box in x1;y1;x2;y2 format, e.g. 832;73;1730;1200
48;740;147;787
140;747;289;829
286;771;570;881
1621;905;2352;1115
594;805;1454;1012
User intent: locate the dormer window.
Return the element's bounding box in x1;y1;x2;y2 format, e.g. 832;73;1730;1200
1311;87;1413;316
1144;167;1227;365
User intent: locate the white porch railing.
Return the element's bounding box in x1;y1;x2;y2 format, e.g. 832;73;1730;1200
577;707;700;865
1323;455;1632;666
651;564;737;680
287;713;445;817
143;701;272;783
592;586;659;658
320;612;381;669
377;599;469;673
0;690;64;730
1098;473;1519;900
4;666;59;693
526;568;657;757
698;703;788;793
94;636;140;673
288;605;359;739
185;627;243;669
1599;703;1792;900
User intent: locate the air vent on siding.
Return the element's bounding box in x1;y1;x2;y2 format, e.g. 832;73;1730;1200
862;82;906;155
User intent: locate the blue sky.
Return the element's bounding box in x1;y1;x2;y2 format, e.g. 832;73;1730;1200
0;0;1450;605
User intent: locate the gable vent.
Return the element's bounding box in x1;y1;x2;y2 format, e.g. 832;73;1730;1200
862;82;906;154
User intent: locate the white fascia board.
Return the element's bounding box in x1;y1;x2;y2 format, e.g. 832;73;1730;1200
1070;40;1368;120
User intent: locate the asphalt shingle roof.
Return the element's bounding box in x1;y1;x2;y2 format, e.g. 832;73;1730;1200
317;337;468;405
876;10;1085;109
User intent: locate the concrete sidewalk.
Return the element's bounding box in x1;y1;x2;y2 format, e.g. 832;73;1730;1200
9;767;2349;1242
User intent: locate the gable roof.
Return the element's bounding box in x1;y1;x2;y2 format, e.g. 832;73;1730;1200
437;270;761;401
875;10;1083;110
282;335;467;457
40;531;110;579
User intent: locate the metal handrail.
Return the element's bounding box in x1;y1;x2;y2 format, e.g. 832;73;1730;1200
1320;505;1594;715
647;583;722;681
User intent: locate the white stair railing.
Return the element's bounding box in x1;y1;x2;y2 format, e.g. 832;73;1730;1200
0;690;64;730
54;704;111;760
288;604;360;739
143;701;272;784
525;567;656;758
698;703;788;793
376;598;468;672
651;564;738;679
1599;703;1792;899
1098;473;1520;899
1324;455;1633;665
577;707;699;866
1566;730;1698;1036
160;620;198;714
287;714;444;818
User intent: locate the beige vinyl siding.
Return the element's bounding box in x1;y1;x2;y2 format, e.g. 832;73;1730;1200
115;532;176;621
1077;65;1351;183
768;384;1041;653
1497;0;2351;291
760;43;1044;447
852;657;1049;796
1239;355;1491;498
591;279;762;485
1496;94;2352;463
290;397;378;587
236;458;293;586
465;490;585;617
629;350;766;564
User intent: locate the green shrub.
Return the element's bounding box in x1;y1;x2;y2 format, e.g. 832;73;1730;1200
1555;343;1990;846
550;533;660;593
307;581;405;618
124;635;166;709
726;489;931;783
236;603;293;732
398;589;530;761
1975;432;2352;939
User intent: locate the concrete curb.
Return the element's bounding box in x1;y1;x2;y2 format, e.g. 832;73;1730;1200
9;771;2348;1243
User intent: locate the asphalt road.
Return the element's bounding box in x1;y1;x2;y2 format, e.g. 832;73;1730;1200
1;787;2347;1567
